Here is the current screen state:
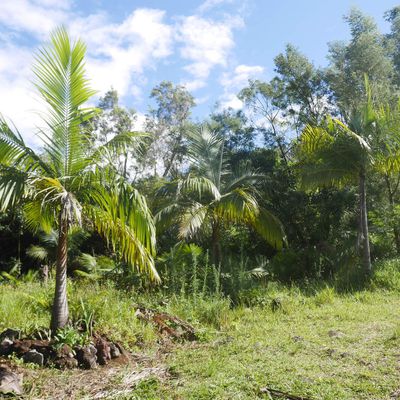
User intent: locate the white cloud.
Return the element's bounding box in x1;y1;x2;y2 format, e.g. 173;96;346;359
221;64;264;88
219;64;264;110
219;94;243;110
0;44;45;147
0;0;71;39
0;3;174;144
177;15;243;91
197;0;235;13
0;0;247;144
70;8;173;97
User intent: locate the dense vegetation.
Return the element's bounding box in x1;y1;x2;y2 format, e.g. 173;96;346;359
2;6;400;399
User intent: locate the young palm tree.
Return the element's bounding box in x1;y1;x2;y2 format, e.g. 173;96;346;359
155;126;285;264
297;112;374;275
0;27;158;332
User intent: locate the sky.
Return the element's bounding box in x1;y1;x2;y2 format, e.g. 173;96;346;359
0;0;399;146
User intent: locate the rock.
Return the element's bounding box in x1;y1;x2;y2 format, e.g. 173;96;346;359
57;344;74;359
23;349;44;366
0;367;23;395
0;338;13;356
54;344;78;369
12;339;32;357
95;338;111;365
54;356;78;370
109;343;121;359
0;328;20;342
76;344;97;369
30;340;55;363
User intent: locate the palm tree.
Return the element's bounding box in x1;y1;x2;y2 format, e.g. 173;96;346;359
372;103;400;254
0;27;158;332
297;110;374;275
155;126;285;265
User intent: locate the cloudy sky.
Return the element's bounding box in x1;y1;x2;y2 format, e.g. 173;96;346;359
0;0;398;145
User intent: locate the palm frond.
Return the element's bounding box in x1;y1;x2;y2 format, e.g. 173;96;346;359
252;208;286;250
0;116;49;173
84;181;158;281
215;188;259;222
297;117;371;190
178;202;208;239
0;166;28;211
33;26;97;178
26;245;49;262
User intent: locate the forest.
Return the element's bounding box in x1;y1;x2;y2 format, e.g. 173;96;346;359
1;6;400;400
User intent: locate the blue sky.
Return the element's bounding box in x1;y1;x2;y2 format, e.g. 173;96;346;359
0;0;398;144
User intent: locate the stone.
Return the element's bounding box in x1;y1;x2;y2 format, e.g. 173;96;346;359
23;349;44;366
0;367;23;395
0;338;13;356
76;344;97;369
54;344;78;369
54;356;78;370
30;340;55;363
0;328;20;342
57;344;75;359
95;338;111;365
12;339;32;357
109;343;121;359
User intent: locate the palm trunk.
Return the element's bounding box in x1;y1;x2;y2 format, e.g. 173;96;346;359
359;171;372;276
384;175;400;254
50;213;69;332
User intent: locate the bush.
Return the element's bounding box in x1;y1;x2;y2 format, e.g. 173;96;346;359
167;295;231;330
371;258;400;292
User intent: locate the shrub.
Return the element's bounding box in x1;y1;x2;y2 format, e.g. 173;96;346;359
371;258;400;292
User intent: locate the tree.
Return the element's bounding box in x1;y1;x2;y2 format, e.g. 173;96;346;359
0;27;158;332
144;81;195;177
273;44;330;127
155;126;285;265
326;8;396;119
297;109;374;275
371;100;400;254
239;79;291;164
209;108;256;153
92;89;138;180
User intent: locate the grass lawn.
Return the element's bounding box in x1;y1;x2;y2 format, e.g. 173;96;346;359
1;283;400;399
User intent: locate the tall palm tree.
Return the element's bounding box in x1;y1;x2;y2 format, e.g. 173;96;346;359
0;27;158;332
155;126;285;264
372;102;400;254
297;110;374;275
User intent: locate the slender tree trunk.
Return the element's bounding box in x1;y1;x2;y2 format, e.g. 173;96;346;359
384;174;400;254
211;220;221;266
123;150;128;180
163;134;182;178
359;171;372;276
50;214;69;332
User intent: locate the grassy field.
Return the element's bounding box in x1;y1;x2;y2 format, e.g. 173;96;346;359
1;282;400;399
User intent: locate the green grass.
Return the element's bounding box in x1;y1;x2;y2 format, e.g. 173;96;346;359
1;280;400;399
156;290;400;399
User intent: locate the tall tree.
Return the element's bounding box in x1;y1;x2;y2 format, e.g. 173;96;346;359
297;107;374;275
0;28;158;331
144;81;195;177
326;8;396;119
273;44;331;128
